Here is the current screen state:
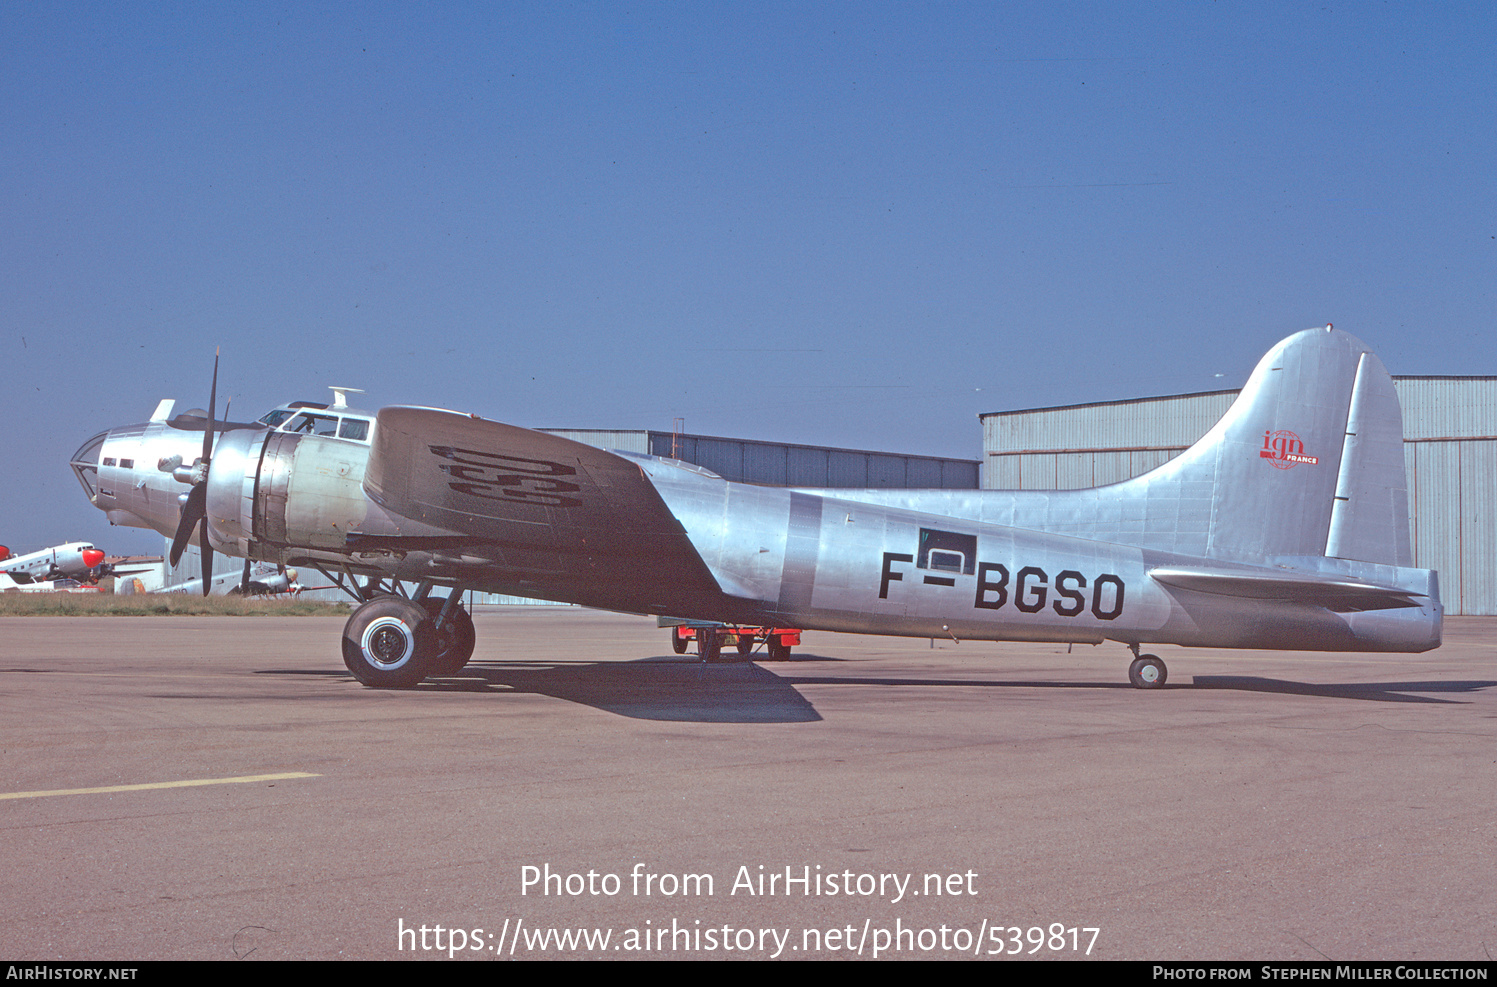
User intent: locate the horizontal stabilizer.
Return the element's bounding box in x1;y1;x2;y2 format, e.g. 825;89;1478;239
1150;566;1425;612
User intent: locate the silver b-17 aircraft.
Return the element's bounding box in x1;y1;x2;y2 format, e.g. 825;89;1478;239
71;326;1441;689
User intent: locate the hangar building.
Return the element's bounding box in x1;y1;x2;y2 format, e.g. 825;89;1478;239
980;377;1497;615
541;429;981;489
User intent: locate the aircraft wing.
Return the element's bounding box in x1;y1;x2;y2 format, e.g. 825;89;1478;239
1149;566;1426;612
361;407;726;613
102;562;158;577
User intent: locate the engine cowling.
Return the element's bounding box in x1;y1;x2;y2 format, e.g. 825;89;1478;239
205;429;372;560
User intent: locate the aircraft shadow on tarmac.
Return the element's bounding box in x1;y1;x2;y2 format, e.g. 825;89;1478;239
258;660;1496;719
1188;676;1497;704
297;655;828;723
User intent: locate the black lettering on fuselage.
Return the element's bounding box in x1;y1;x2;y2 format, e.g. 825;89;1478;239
1015;566;1047;613
974;562;1009;610
1091;574;1125;620
1052;570;1087;616
880;553;913;600
884;553;1126;621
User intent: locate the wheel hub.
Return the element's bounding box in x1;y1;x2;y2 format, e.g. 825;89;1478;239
363;618;413;668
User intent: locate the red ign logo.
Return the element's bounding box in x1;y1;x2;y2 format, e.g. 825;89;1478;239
1260;429;1319;469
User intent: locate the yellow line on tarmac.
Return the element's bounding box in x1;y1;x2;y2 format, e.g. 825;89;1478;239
0;772;320;801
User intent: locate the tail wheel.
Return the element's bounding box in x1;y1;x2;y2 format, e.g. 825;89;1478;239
342;597;434;688
422;597;476;676
1128;654;1167;689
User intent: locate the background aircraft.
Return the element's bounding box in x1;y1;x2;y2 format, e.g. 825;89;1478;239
72;326;1441;689
0;541;151;585
114;552;300;597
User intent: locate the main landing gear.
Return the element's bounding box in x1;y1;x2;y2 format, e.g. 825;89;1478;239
1126;644;1167;689
341;588;476;688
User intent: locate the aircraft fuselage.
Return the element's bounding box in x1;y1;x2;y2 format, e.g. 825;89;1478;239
70;327;1444;689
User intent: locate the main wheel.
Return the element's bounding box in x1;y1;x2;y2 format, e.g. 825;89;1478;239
1128;654;1167;689
671;631;688;654
342;597;434;688
422;597;476;675
766;637;791;661
735;633;755;657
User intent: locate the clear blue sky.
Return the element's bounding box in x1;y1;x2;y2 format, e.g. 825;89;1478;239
3;2;1493;556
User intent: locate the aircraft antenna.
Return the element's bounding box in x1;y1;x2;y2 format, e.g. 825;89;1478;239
330;387;365;410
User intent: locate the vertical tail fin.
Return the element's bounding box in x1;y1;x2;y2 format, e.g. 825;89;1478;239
1147;325;1411;565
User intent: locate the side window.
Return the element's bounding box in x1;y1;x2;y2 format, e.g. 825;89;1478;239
339;419;369;441
288;413;339;436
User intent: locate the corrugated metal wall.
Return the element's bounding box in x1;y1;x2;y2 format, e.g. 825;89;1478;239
542;429;979;489
983;390;1239;455
657;433;979;488
980;378;1497;615
538;430;652;455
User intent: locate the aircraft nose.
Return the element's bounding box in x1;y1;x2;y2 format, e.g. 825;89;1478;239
82;549;106;569
71;430;109;501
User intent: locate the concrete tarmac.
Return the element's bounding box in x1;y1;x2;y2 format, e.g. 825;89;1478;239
1;608;1494;961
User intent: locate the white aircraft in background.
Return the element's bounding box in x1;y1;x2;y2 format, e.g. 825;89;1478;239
151;560;300;597
0;541;147;585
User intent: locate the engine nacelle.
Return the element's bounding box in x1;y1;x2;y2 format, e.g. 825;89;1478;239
206;429;371;560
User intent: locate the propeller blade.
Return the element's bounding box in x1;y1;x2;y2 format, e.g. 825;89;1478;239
199;516;213;597
240;558;252;595
202;349;218;466
169;484;208;567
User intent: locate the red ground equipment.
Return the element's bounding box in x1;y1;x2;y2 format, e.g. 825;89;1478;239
658;618;801;662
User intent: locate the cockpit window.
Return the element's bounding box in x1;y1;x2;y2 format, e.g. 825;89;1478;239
287;412;340;437
257;407;371;442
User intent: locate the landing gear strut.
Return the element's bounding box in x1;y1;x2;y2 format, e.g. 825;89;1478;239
422;596;476;676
